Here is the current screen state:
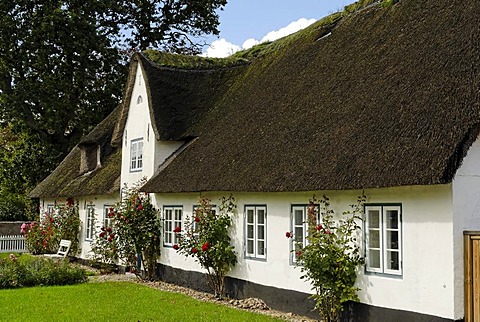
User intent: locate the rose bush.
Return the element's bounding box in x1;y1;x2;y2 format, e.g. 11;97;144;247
287;194;365;322
174;195;237;298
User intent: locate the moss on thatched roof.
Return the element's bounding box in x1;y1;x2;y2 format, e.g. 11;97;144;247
30;107;122;198
141;0;480;193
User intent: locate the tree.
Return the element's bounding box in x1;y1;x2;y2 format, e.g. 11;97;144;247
0;0;227;219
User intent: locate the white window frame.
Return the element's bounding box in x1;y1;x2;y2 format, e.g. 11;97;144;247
130;138;143;172
163;206;182;247
103;205;114;230
290;204;320;264
245;205;267;260
365;204;402;276
85;204;96;241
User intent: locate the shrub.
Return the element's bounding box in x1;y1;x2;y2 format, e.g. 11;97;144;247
91;179;161;280
22;198;81;255
288;195;365;322
0;254;87;289
174;195;237;298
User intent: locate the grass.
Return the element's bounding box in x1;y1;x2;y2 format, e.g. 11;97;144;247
0;282;283;322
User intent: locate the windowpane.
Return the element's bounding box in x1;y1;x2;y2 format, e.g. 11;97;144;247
247;209;254;223
257;209;265;224
368;210;380;228
368;230;380;248
294;209;304;225
257;241;265;255
386;251;399;270
257;226;264;240
247;240;254;254
386;210;398;229
386;231;399;250
247;225;254;238
294;227;303;242
369;249;381;268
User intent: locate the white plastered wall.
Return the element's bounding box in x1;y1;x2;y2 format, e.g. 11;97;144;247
155;185;454;319
41;194;119;260
452;135;480;320
120;64;183;190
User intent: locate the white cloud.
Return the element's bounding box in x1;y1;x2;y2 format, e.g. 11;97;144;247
201;38;240;58
203;18;317;58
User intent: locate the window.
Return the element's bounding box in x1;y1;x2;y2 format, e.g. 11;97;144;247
137;95;143;104
46;204;55;215
291;204;319;263
130;139;143;172
85;205;95;240
164;206;182;246
103;205;114;229
245;205;267;259
365;205;402;275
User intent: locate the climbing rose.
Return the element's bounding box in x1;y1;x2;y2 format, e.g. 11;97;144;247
285;231;292;238
296;250;302;257
137;205;143;211
316;225;323;231
191;247;198;254
173;244;179;250
174;226;181;233
194;216;200;223
107;237;112;242
202;242;209;251
109;233;115;238
99;232;106;238
325;230;330;234
106;227;112;233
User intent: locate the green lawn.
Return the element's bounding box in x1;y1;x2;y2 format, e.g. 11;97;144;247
0;281;283;322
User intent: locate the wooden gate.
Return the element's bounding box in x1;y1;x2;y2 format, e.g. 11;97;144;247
465;231;480;322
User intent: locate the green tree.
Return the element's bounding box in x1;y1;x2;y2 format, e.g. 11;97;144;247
0;0;227;219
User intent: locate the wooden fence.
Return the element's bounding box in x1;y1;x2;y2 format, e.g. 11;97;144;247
0;235;27;253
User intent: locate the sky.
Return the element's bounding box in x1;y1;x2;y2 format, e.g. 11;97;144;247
202;0;356;57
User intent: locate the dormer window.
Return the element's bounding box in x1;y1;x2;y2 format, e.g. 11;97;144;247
79;144;100;174
137;95;143;104
130;138;143;172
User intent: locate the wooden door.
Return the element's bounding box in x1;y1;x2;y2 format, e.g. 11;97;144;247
465;232;480;322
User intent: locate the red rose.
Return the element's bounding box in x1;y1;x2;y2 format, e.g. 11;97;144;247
109;233;114;238
325;230;330;235
202;242;209;251
296;250;303;257
191;247;198;254
316;225;323;231
137;205;143;211
106;227;112;233
107;237;112;242
108;212;113;218
174;226;181;233
116;213;121;219
285;231;292;238
173;244;179;250
194;217;200;223
99;232;106;238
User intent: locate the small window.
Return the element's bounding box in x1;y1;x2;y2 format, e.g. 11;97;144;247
245;205;267;260
130;139;143;172
164;206;182;246
365;204;402;276
137;95;143;104
85;205;95;241
290;204;320;263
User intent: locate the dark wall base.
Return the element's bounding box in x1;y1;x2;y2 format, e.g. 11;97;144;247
156;263;463;322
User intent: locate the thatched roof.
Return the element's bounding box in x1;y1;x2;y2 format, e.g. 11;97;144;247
29;106;122;198
141;0;480;193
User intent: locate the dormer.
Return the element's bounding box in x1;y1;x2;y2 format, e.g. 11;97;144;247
79;143;101;174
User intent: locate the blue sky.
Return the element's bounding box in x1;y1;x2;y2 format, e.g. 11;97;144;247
202;0;356;57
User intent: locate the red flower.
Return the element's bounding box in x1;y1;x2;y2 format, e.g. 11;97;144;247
191;247;198;254
174;226;181;233
285;231;292;238
116;213;121;219
109;233;115;238
99;232;106;238
137;205;143;211
66;197;74;207
316;225;323;231
109;207;114;212
173;244;179;250
296;250;303;257
202;242;209;251
107;237;112;242
108;212;113;218
325;230;330;235
194;217;200;223
106;227;112;233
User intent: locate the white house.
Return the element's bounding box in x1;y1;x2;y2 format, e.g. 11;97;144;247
30;0;480;320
